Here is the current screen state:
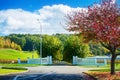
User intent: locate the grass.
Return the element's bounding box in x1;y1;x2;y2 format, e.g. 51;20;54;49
0;66;28;75
0;63;40;67
1;66;28;70
89;68;120;72
85;64;120;80
0;49;39;61
0;69;27;75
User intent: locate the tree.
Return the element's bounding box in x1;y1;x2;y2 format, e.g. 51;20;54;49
37;35;63;60
89;42;109;56
0;37;4;48
8;34;26;50
63;35;90;62
66;0;120;74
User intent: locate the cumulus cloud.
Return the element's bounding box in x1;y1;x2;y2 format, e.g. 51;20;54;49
0;4;85;35
0;9;40;34
111;0;116;4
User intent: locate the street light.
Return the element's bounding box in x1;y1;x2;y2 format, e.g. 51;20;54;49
37;19;42;64
32;44;36;59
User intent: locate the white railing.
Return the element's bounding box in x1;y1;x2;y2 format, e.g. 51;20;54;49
18;56;52;64
73;56;120;66
73;56;107;66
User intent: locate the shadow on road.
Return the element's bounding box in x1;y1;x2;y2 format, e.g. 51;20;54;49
0;73;85;80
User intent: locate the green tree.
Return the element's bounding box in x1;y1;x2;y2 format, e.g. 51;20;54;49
8;34;26;50
37;35;63;60
0;37;4;48
63;35;90;62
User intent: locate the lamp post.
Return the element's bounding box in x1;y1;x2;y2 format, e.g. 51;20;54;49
37;19;42;64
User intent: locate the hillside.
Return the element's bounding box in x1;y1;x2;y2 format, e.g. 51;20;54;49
0;49;39;61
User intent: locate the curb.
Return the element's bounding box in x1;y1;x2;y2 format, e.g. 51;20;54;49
82;72;97;80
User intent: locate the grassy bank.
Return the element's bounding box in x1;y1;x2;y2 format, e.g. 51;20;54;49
0;49;39;63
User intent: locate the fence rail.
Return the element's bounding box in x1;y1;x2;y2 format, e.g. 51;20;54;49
73;56;120;66
18;56;52;64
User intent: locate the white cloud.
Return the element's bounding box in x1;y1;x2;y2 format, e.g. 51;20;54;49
0;4;86;35
111;0;116;4
0;9;40;34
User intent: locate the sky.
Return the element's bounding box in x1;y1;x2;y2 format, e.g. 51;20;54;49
0;0;118;35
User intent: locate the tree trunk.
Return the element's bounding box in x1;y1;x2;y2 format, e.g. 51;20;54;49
110;54;116;75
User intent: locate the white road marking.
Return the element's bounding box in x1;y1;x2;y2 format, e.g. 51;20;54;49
12;72;55;80
13;75;19;80
34;72;55;80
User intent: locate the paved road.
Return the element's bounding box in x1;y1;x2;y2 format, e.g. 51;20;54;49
0;66;95;80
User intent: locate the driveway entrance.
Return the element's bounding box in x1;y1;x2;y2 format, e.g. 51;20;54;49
0;66;95;80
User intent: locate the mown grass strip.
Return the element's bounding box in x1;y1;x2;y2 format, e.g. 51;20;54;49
0;69;27;75
1;66;28;70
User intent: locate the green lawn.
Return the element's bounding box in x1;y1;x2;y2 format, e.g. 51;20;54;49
0;49;39;61
0;69;27;75
0;63;40;67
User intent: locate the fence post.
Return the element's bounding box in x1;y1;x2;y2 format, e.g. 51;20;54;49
47;56;49;64
104;59;107;65
76;56;78;64
73;56;75;64
95;58;97;65
73;56;78;65
49;56;52;64
27;57;30;64
18;58;21;64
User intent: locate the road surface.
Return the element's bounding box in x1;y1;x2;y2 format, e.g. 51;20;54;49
0;66;95;80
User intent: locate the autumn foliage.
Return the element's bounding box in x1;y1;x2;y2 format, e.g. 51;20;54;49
66;0;120;74
0;37;21;51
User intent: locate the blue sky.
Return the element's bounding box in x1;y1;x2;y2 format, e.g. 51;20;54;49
0;0;118;35
0;0;100;11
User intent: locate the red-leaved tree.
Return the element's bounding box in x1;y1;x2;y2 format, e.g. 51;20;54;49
66;0;120;74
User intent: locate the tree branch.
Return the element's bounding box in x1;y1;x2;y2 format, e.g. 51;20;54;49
100;42;110;50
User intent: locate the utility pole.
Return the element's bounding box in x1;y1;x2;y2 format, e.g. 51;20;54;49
37;19;42;64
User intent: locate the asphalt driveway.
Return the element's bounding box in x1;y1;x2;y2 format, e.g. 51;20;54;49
0;66;95;80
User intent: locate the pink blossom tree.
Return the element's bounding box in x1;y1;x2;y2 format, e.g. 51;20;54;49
66;0;120;74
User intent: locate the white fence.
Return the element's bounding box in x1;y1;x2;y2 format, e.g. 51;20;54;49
18;56;52;64
73;56;109;66
73;56;120;66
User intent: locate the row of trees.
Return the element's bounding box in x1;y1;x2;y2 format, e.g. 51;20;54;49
5;34;93;62
5;34;109;62
0;37;21;51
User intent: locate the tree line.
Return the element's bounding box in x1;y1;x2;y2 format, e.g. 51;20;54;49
0;37;21;51
4;34;108;62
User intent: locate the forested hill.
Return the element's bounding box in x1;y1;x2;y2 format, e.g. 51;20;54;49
5;34;40;51
0;37;21;51
3;34;108;62
5;34;70;51
5;34;91;61
5;34;108;55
